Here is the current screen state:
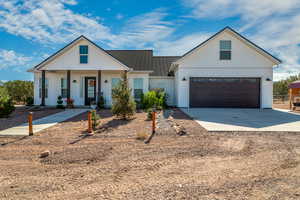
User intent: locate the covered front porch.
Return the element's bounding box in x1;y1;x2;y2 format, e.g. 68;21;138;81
34;69;150;107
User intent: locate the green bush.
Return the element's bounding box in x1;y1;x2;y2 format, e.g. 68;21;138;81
142;89;167;110
0;87;15;117
91;110;100;130
147;108;154;120
112;73;136;119
56;96;65;109
26;96;34;106
97;94;105;109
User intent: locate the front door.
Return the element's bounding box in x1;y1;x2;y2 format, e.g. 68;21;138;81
85;77;96;105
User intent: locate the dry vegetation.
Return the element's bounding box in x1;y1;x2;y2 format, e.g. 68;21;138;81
0;109;300;199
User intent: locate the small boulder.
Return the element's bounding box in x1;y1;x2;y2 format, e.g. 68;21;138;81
40;150;50;158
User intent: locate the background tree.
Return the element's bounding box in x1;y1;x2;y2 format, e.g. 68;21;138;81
0;87;15;117
3;80;33;104
273;74;300;96
111;72;136;119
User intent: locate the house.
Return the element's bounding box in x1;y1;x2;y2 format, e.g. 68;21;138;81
28;27;281;108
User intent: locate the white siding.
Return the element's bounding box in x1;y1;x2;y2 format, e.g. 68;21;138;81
149;77;175;106
41;39;127;71
176;67;273;108
33;71;149;107
175;31;275;109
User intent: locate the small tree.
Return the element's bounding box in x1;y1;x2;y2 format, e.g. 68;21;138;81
111;72;136;119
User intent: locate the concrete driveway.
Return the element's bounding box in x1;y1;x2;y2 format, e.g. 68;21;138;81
181;108;300;132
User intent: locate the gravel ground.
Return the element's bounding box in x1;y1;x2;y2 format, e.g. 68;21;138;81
0;106;63;131
0;108;300;199
274;103;300;113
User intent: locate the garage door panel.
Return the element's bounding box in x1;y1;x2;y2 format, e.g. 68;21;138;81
190;77;260;108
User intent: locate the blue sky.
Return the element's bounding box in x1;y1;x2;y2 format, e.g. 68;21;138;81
0;0;300;81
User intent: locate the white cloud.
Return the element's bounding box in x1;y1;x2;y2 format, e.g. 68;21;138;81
154;33;210;56
0;0;113;44
115;13;124;20
182;0;300;80
0;49;32;71
108;9;176;49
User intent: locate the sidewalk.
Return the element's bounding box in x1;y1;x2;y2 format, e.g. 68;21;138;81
0;109;88;136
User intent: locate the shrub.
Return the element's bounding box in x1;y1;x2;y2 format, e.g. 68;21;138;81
142;89;167;110
142;91;158;110
0;87;15;117
56;96;65;109
97;94;105;109
112;73;136;119
147;108;154;120
136;132;148;140
26;96;34;106
91;110;100;130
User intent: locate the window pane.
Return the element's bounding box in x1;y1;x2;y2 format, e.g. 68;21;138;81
134;89;143;100
80;55;88;64
79;45;88;54
61;78;67;89
112;78;121;89
220;40;231;50
133;78;143;89
220;51;231;60
61;89;68;98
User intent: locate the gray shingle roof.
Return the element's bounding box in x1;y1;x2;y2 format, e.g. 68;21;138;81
106;50;179;76
152;56;180;76
106;50;153;71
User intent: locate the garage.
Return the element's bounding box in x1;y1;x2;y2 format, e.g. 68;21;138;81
189;77;261;108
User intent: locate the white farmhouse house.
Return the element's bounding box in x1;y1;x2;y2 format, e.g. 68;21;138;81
28;27;281;108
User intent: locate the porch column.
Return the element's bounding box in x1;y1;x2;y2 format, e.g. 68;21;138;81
41;70;46;106
124;70;128;84
67;70;71;100
97;70;101;103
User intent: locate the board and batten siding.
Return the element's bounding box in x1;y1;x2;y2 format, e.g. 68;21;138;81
149;76;175;106
174;31;275;109
34;71;149;106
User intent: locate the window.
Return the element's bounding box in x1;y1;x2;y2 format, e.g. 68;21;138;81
39;78;48;98
61;78;67;98
111;78;121;89
220;40;231;60
111;78;121;100
133;78;143;100
79;45;88;64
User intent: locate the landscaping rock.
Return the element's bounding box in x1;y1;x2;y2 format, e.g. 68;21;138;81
40;150;50;158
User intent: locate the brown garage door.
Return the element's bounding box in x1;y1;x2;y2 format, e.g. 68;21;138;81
190;77;260;108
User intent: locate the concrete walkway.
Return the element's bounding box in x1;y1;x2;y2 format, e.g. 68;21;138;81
181;108;300;132
0;109;88;136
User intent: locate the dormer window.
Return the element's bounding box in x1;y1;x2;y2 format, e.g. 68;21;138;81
220;40;231;60
79;45;88;64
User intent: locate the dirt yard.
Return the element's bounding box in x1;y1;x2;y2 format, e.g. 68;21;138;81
0;106;62;131
0;109;300;199
273;101;300;113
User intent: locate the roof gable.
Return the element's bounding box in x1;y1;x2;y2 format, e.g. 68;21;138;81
174;26;281;65
29;35;130;71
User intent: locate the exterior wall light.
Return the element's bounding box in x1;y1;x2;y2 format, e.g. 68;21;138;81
104;80;108;83
266;78;272;81
72;80;77;83
182;77;187;81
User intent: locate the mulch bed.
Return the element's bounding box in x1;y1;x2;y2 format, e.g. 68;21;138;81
0;106;63;131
